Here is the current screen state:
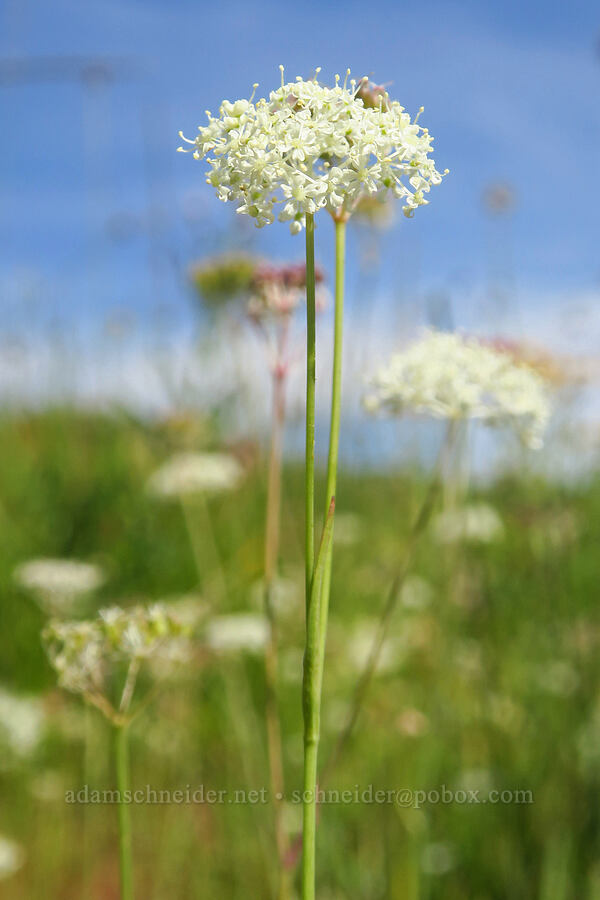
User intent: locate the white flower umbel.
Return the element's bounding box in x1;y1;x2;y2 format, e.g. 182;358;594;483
44;605;192;900
205;613;270;653
0;688;45;761
179;68;446;232
43;620;105;695
43;604;191;702
147;452;243;498
366;330;551;449
14;558;104;615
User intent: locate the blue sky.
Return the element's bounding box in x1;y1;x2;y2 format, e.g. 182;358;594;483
1;0;600;348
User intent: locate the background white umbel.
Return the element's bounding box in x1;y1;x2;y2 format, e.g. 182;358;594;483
365;330;551;449
147;452;244;498
14;558;105;616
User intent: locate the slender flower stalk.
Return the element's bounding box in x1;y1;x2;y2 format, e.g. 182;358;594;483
264;367;287;590
317;218;346;685
263;321;291;900
302;499;335;900
301;216;347;899
305;214;316;599
180;493;229;601
114;723;134;900
147;450;244;602
302;211;318;898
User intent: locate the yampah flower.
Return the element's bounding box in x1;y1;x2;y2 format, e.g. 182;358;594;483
43;604;190;701
147;452;244;498
366;330;551;449
179;68;446;232
15;558;104;615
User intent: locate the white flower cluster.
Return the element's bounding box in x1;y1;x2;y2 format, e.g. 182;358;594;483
366;331;551;449
43;604;190;698
179;69;446;232
15;558;104;615
147;452;244;498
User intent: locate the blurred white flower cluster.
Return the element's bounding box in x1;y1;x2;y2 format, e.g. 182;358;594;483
43;604;191;699
0;835;25;880
0;688;46;761
205;613;270;654
366;330;551;449
399;574;434;610
433;503;504;545
179;69;446;232
333;512;364;547
147;452;243;498
14;558;104;615
345;618;401;674
249;575;300;619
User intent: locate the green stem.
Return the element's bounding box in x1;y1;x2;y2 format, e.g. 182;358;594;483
317;218;346;688
83;706;94;900
302;211;317;900
114;724;134;900
302;217;346;900
302;500;335;900
305;213;316;606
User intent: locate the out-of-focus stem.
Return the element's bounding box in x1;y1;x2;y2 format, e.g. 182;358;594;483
180;491;228;602
264;354;291;899
114;723;134;900
265;373;285;585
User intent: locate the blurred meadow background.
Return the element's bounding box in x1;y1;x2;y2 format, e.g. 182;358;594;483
2;0;600;897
